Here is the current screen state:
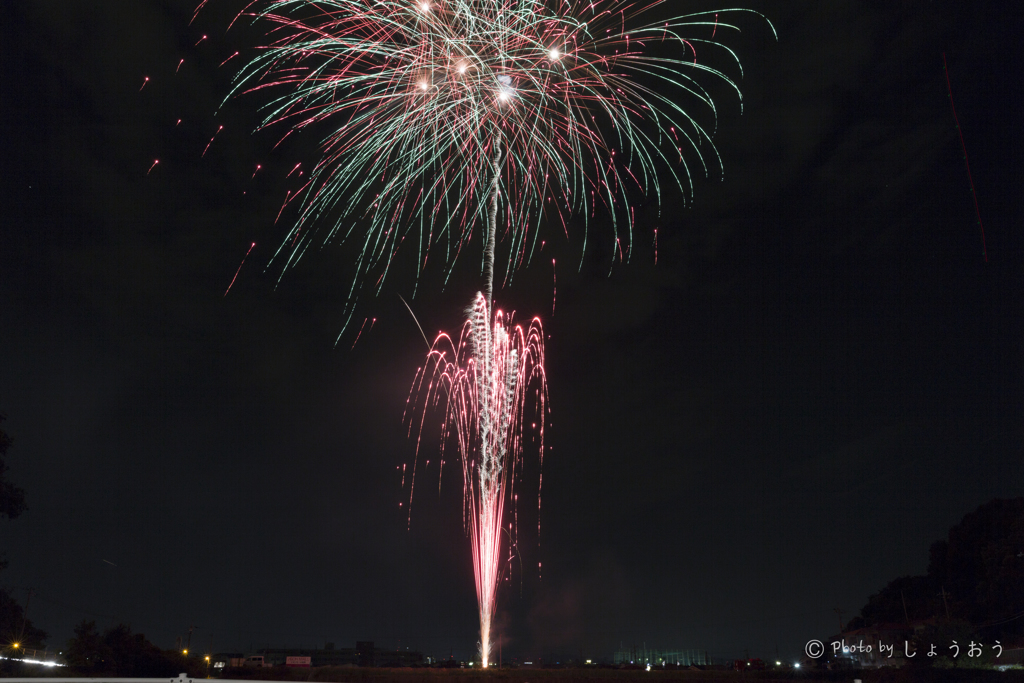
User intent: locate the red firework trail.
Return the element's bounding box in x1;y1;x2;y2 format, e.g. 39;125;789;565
252;164;262;180
276;190;292;225
147;159;159;175
653;228;658;265
195;34;208;46
943;53;987;261
224;242;256;296
219;51;240;68
176;59;184;73
139;76;149;91
351;318;370;349
551;259;556;316
202;125;223;158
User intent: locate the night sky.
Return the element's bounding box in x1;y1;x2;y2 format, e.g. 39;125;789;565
2;0;1022;665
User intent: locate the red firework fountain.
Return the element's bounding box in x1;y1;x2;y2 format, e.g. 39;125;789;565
409;292;546;667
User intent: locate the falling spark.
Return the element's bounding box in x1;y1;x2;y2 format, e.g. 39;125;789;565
139;76;149;91
943;52;987;261
219;51;240;68
195;34;208;46
653;228;657;265
252;164;262;180
351;317;370;349
202;125;224;158
147;159;159;175
224;242;256;296
276;190;292;224
176;58;185;73
551;259;556;317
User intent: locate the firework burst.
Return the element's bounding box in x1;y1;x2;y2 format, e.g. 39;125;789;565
225;0;772;320
408;293;547;666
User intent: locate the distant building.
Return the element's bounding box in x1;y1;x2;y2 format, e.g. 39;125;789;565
613;646;708;666
237;642;424;668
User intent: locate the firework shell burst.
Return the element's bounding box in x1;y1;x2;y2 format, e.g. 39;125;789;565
226;0;774;317
407;293;547;666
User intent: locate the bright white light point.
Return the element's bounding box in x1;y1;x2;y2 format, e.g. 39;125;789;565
420;2;430;10
499;91;510;101
549;49;560;60
419;81;429;90
458;65;467;73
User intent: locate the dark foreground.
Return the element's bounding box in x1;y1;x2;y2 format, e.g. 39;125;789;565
4;666;1024;683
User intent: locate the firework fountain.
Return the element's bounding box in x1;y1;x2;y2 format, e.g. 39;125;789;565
409;291;546;667
222;0;770;666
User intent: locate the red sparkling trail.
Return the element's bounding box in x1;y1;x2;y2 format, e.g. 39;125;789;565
224;242;256;296
943;52;987;262
351;317;370;350
551;259;556;317
202;125;223;158
147;159;159;175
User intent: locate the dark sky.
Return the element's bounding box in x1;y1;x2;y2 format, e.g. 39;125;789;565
1;0;1022;664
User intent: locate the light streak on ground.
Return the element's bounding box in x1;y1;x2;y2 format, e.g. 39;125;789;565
408;293;546;667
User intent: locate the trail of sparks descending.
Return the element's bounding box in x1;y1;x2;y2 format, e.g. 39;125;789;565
225;0;773;316
408;293;546;667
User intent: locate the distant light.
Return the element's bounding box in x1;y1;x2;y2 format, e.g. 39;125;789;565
794;663;801;669
419;81;429;90
586;660;592;664
776;661;781;666
645;663;651;672
183;649;188;655
549;48;561;60
12;644;18;649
